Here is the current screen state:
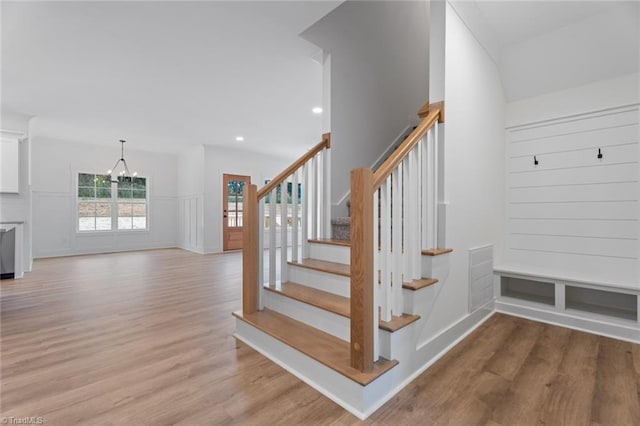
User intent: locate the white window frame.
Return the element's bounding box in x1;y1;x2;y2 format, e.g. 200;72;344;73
76;172;149;233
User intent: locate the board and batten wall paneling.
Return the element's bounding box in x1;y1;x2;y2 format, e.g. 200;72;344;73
177;196;203;254
505;105;640;289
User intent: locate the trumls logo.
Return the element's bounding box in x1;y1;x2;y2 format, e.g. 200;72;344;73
0;417;44;425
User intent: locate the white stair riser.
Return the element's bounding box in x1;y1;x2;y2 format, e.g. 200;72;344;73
309;243;350;264
288;265;350;297
402;285;438;315
421;254;451;281
264;290;350;341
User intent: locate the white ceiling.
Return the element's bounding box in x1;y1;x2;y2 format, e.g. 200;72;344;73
4;1;637;152
1;1;340;157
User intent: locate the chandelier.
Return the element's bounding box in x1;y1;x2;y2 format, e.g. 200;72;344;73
107;140;137;183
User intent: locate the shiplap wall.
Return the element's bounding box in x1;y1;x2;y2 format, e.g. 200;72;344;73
506;105;640;289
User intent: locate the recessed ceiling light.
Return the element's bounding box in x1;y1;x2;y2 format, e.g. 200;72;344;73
235;136;244;142
312;107;323;114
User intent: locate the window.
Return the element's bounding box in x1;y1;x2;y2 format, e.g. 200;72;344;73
78;173;112;231
117;177;147;230
77;173;148;232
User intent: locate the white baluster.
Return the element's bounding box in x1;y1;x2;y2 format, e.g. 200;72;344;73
380;177;392;322
292;170;299;263
323;148;332;239
372;189;379;361
421;131;429;251
402;157;410;286
311;155;318;240
433;124;439;247
269;187;277;286
410;147;421;280
426;130;435;250
392;166;403;316
280;180;289;283
258;199;265;309
301;163;310;259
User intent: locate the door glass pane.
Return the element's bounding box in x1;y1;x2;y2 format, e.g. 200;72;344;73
237;180;244;216
228;212;237;227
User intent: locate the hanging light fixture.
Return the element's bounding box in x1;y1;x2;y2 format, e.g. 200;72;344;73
107;139;137;183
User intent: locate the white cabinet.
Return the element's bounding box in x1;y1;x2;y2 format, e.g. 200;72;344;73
0;137;20;193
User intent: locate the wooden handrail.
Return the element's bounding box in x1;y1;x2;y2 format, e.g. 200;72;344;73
372;108;440;189
257;133;330;200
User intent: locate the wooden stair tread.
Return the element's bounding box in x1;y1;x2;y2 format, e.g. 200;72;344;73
422;248;453;256
403;278;438;291
266;282;420;332
233;309;398;386
379;313;421;332
265;282;350;317
288;258;351;277
308;238;351;247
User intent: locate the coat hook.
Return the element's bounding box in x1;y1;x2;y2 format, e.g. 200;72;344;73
534;155;539;166
597;148;603;159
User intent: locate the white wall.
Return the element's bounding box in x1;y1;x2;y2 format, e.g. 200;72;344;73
506;72;640;127
301;0;429;216
0;111;33;273
31;138;178;257
202;145;291;254
503;74;640;289
500;3;640;102
424;3;506;335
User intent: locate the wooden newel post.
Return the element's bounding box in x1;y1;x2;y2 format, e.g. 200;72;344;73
350;168;374;372
243;183;259;314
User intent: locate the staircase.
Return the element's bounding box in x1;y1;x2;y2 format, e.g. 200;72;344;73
233;236;451;417
233;103;458;419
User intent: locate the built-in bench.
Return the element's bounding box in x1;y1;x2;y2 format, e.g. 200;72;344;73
494;266;639;343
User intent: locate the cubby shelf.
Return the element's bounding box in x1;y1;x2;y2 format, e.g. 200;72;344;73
565;285;637;322
501;277;555;306
494;267;639;343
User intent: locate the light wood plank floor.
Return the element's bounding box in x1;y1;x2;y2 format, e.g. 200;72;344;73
1;249;638;425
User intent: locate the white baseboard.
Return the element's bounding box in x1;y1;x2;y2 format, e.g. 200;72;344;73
34;243;178;259
177;243;205;255
496;299;639;344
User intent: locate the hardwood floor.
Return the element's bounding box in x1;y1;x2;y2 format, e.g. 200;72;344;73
1;248;638;425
